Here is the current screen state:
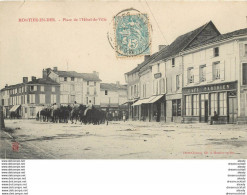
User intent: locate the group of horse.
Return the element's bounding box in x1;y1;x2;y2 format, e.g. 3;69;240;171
38;105;107;125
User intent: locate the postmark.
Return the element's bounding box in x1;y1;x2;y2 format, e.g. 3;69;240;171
108;8;152;58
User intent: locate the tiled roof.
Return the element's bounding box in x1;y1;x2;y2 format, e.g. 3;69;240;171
125;21;219;75
185;27;247;50
53;70;101;81
150;21;216;63
1;83;23;91
100;83;127;90
27;77;59;85
1;78;58;91
125;52;160;75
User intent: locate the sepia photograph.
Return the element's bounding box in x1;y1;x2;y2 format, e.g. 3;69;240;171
1;1;247;159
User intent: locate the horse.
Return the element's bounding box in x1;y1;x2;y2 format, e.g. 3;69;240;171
40;108;52;122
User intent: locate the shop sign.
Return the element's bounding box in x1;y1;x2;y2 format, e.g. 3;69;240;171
154;73;162;79
182;81;237;95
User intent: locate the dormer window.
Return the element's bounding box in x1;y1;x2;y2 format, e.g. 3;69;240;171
64;77;67;81
172;58;175;67
214;47;219;57
157;63;160;72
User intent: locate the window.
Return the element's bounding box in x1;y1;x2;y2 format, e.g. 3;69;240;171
245;44;247;55
70;95;75;103
134;85;137;97
172;99;181;116
176;75;180;91
243;63;247;85
185;96;192;116
192;95;199;116
105;90;108;95
40;86;44;92
87;87;89;95
51;94;56;104
71;77;74;81
214;47;219;57
86;97;88;104
64;77;67;81
30;85;37;91
70;85;75;92
199;65;206;82
94;87;97;95
94;82;96;86
219;92;227;116
213;62;220;80
172;58;175;67
87;81;89;85
39;94;45;104
61;95;69;103
52;86;55;92
210;93;218;115
157;63;160;72
29;94;35;104
187;68;194;83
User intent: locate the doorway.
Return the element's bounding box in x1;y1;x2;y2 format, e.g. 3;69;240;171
229;97;237;124
205;100;208;122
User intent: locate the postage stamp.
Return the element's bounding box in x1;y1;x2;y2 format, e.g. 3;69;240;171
113;9;151;57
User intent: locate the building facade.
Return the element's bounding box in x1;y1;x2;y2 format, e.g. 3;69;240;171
100;82;128;119
44;67;101;107
0;76;60;118
182;28;247;124
125;21;247;124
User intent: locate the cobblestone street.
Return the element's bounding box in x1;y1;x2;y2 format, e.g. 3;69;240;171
1;119;247;159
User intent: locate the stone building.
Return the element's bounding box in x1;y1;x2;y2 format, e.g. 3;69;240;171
100;82;128;119
182;27;247;124
0;76;60;118
125;21;247;124
43;67;101;106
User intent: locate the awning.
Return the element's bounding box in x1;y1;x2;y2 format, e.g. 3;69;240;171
148;95;164;104
10;105;20;112
132;98;150;106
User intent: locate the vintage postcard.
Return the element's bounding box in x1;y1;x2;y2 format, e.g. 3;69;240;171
0;1;247;159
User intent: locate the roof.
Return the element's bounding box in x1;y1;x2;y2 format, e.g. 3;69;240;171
150;21;220;63
1;77;59;91
52;70;101;81
185;27;247;50
27;77;59;85
125;21;220;75
125;52;160;75
100;83;127;91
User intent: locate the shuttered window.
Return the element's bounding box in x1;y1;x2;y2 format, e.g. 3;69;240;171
243;63;247;85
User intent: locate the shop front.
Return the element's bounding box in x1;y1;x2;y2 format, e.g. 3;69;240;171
182;81;238;124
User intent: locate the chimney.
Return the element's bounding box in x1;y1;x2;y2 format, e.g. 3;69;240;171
53;67;58;72
144;55;151;61
159;45;167;51
5;84;8;88
31;76;36;81
116;81;120;86
42;69;48;79
93;71;99;77
23;77;28;83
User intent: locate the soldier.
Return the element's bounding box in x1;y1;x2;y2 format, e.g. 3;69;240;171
84;100;93;116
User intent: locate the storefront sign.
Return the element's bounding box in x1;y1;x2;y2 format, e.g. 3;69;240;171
154;73;162;79
182;81;237;95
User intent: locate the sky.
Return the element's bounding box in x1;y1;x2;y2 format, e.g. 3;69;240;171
0;1;247;89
